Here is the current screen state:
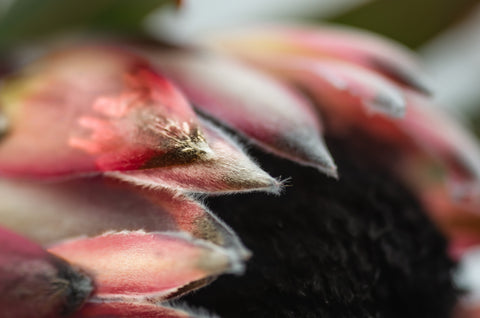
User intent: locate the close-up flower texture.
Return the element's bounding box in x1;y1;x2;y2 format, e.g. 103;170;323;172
3;0;480;317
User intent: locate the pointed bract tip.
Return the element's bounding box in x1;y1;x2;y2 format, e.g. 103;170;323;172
302;150;338;179
308;59;408;120
110;120;281;195
318;161;339;179
308;141;338;179
148;49;332;183
277;133;338;179
220;168;283;195
370;57;433;96
248;173;283;195
197;243;246;275
406;78;432;97
300;149;338;179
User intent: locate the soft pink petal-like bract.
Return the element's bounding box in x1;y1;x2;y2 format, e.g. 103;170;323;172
48;231;238;300
0;176;248;255
274;62;480;256
398;94;480;199
0;46;211;178
242;56;407;119
112;119;281;194
206;24;480;260
147;50;337;176
207;24;429;93
1;18;479;318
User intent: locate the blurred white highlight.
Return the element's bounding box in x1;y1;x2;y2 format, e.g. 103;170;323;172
422;4;480;116
145;0;370;41
456;247;480;304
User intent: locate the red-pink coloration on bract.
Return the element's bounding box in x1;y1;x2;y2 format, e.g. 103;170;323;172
203;24;480;260
0;224;231;317
48;231;234;299
145;50;337;177
0;47;208;178
2;20;480;318
112;119;281;194
0;176;247;253
206;24;429;94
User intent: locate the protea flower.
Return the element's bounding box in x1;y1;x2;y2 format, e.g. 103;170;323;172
1;3;479;318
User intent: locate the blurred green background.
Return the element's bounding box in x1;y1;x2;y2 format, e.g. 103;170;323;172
330;0;479;48
1;0;479;49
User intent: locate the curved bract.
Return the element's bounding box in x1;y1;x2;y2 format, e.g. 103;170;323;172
0;176;248;255
0;21;478;318
204;23;480;261
0;46;208;178
146;50;337;176
48;231;237;300
206;24;430;93
111;119;281;194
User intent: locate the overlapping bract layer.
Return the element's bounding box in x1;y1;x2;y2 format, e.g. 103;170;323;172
111;119;280;194
48;231;235;300
0;177;247;254
205;24;429;94
0;47;209;177
0;223;227;317
0;46;267;317
146;50;337;176
2;22;480;317
202;23;480;259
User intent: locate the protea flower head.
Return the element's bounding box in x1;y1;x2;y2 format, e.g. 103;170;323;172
1;3;480;318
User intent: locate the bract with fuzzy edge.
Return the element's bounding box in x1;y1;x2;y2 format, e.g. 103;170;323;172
0;46;210;178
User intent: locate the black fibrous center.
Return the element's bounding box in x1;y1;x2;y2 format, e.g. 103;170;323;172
184;136;458;318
